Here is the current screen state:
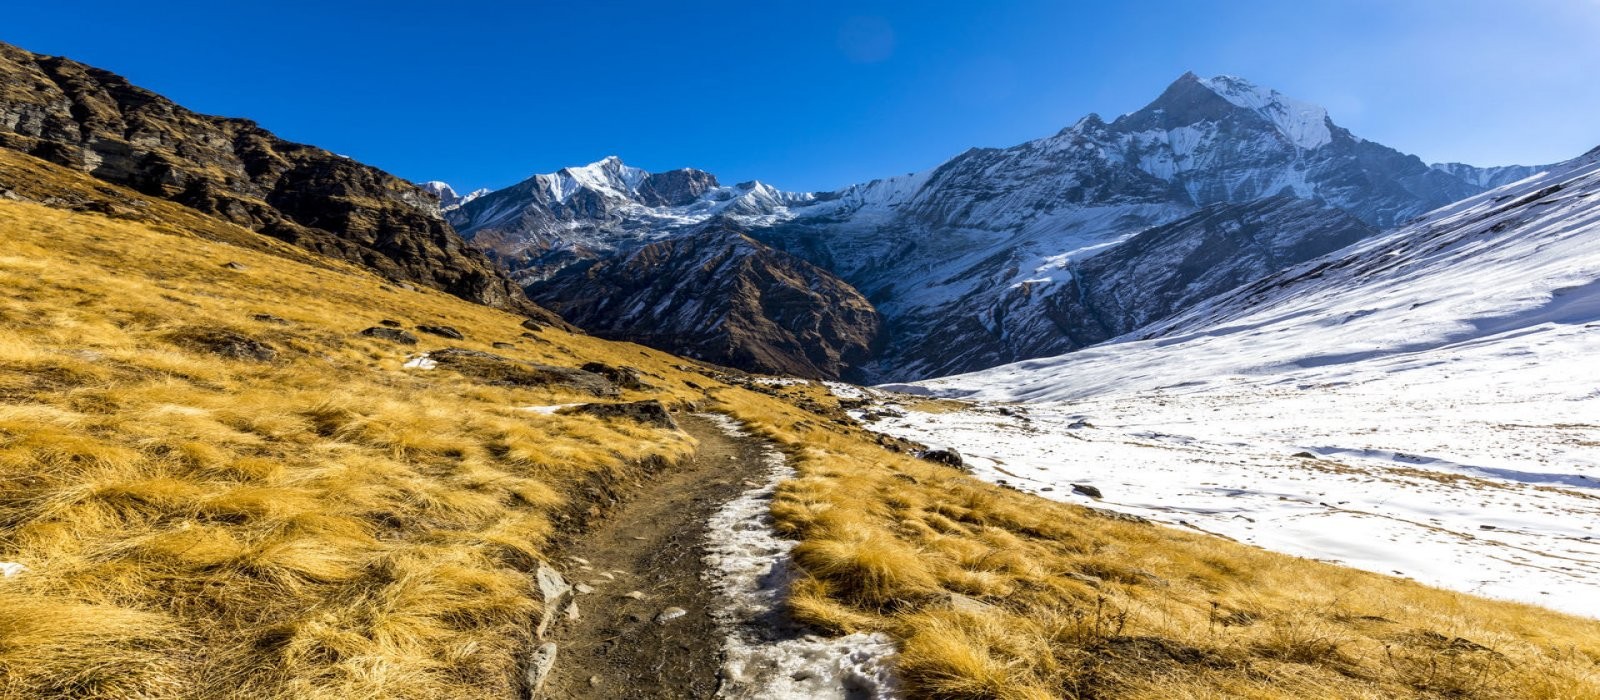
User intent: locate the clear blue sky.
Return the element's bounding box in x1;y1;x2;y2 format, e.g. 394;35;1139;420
6;1;1597;193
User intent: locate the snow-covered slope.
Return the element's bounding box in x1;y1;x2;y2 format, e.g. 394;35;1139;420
866;147;1600;616
1429;161;1548;190
916;149;1596;401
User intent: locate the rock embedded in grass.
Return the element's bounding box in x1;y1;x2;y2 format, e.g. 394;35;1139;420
359;326;418;345
535;563;573;640
427;348;617;395
165;326;278;361
524;643;558;697
562;400;679;430
580;361;651;390
918;446;965;470
416;324;464;339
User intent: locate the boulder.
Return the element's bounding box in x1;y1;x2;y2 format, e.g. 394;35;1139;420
919;447;965;470
359;326;418;345
429;348;617;395
534;562;573;640
579;362;650;390
417;324;464;340
1071;483;1104;499
564;400;679;430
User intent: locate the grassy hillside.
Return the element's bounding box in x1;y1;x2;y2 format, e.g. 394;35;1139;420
1;149;1596;699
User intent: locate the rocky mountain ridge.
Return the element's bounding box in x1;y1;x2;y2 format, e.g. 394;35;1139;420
0;41;543;318
527;220;881;379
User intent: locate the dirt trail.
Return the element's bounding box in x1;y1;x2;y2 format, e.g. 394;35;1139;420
541;413;769;699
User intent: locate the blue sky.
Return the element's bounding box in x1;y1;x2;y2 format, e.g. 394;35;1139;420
6;1;1597;193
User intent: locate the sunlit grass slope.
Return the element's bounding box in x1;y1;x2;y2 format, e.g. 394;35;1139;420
0;154;706;698
2;149;1597;699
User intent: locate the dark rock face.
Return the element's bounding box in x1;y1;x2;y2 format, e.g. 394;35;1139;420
428;348;617;395
0;41;541;317
527;221;881;380
563;400;679;430
636;169;719;207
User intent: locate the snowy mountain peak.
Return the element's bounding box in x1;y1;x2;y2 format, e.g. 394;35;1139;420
554;155;650;199
1198;74;1333;149
1118;73;1334;150
416;180;485;213
419;180;455;198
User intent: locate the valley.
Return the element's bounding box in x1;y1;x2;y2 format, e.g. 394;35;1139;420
1;26;1598;700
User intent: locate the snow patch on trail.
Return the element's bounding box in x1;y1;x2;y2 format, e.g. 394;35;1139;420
698;413;899;699
0;562;25;578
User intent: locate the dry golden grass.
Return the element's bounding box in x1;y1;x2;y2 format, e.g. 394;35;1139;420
0;185;706;698
3;150;1598;699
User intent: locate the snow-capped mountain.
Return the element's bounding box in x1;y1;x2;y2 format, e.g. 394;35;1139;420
911;146;1597;401
446;74;1549;381
868;146;1600;616
419;181;488;213
754;72;1550;379
446;156;813;283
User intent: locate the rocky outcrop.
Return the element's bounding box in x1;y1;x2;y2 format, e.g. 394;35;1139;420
0;41;545;318
428;348;618;395
563;400;679;430
527;221;881;380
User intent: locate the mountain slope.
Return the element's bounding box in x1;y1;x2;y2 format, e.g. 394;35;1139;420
917;145;1600;401
875;146;1600;619
527;220;881;379
0;41;534;314
753;73;1537;379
